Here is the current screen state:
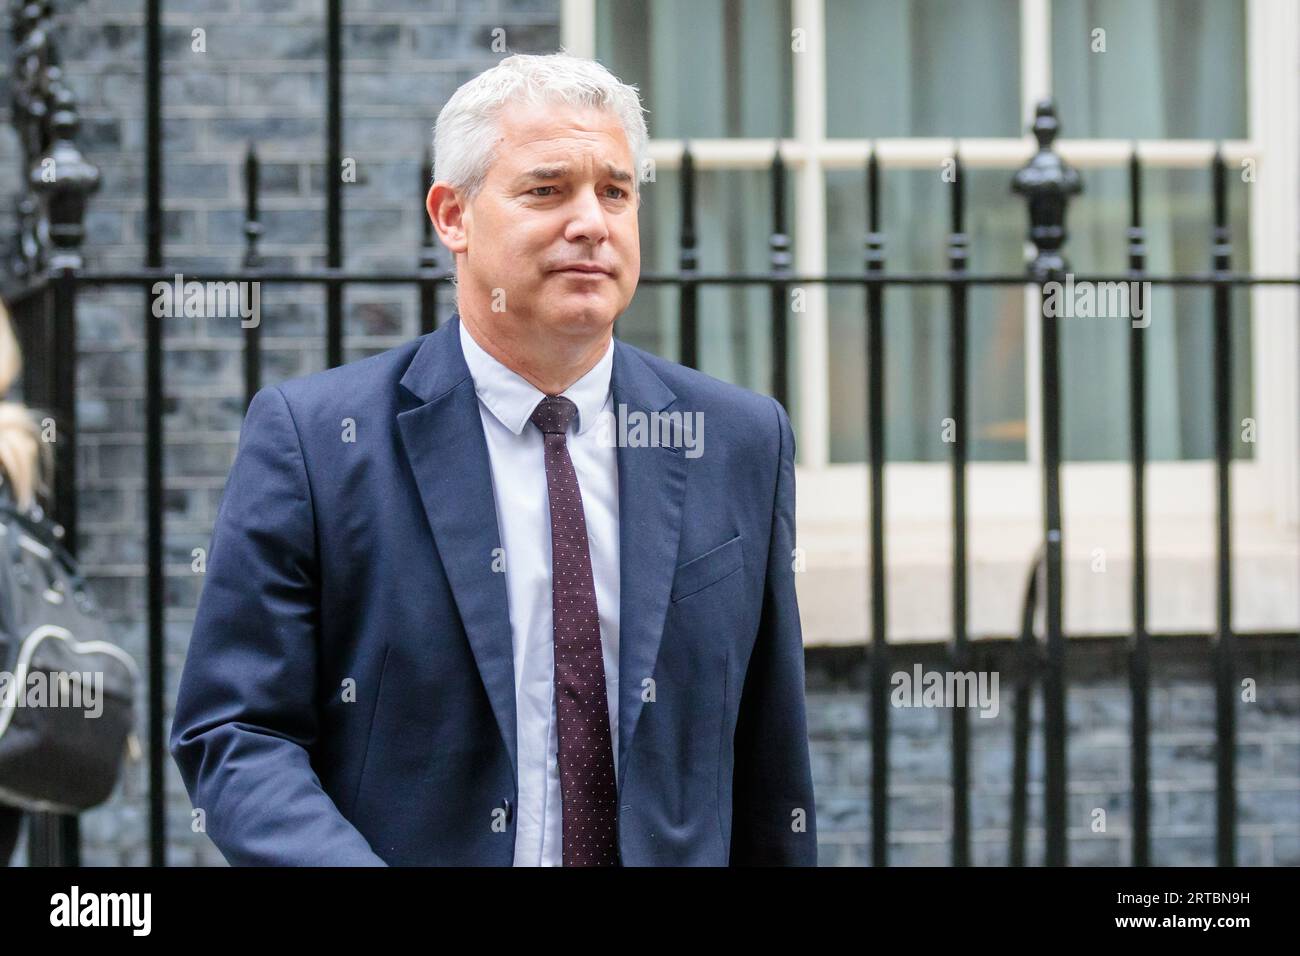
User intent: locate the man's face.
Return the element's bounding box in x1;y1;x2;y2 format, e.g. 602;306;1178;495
441;101;641;338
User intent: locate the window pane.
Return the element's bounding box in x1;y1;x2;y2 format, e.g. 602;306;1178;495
1051;0;1247;139
826;167;1026;463
596;0;792;139
826;0;1022;138
619;166;799;416
1062;165;1253;461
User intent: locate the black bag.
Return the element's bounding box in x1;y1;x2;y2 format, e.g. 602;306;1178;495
0;489;140;814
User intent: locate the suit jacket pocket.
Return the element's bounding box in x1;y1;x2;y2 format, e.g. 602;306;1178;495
671;533;743;603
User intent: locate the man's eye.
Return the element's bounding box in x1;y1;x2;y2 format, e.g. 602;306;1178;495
530;186;557;197
606;187;628;199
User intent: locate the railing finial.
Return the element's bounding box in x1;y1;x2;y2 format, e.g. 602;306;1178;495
31;79;99;270
8;0;99;277
1011;99;1082;281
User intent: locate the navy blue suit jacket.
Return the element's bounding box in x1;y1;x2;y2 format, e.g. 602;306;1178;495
169;312;817;865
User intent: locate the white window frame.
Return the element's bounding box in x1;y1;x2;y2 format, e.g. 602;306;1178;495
565;0;1299;532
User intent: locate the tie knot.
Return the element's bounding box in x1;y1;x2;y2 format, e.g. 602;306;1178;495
529;394;578;435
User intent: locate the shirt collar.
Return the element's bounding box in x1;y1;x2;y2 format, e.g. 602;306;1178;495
458;317;614;438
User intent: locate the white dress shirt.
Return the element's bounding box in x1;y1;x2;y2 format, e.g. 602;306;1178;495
457;318;620;867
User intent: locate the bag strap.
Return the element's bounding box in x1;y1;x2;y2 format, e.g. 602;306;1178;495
0;502;84;588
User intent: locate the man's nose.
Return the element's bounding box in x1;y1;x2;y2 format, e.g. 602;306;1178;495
563;186;611;244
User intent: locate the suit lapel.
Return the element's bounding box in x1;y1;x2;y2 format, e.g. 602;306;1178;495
396;314;518;790
394;314;689;803
611;342;687;795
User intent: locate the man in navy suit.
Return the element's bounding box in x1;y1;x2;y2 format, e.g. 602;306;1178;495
170;52;816;866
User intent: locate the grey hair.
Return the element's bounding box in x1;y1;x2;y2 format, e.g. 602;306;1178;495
432;51;650;207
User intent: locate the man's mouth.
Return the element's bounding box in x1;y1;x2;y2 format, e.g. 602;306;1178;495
553;264;612;277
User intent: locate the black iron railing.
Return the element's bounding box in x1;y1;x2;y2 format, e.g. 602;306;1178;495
3;0;1297;868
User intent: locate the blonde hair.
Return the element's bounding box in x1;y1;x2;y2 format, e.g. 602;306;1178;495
0;300;53;511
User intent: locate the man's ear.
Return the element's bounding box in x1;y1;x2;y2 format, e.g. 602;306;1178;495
427;182;469;255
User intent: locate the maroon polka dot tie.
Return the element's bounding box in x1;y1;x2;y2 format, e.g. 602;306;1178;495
529;395;620;866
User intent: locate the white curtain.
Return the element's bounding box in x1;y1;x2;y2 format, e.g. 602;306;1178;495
600;0;1252;462
825;0;1024;462
1052;0;1252;461
600;0;794;415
